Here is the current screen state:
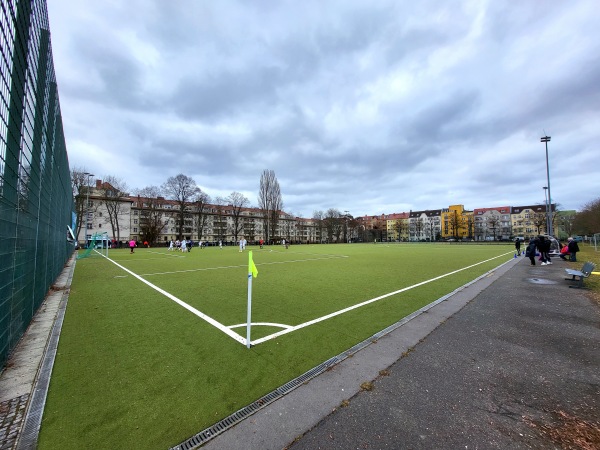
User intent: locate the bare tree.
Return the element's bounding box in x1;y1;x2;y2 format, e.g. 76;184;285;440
226;191;249;242
192;190;211;241
371;217;386;242
412;218;424;241
258;169;283;242
162;174;199;240
312;210;325;243
134;186;169;245
98;175;129;242
532;212;546;235
213;196;228;242
465;215;475;239
447;210;461;239
347;216;360;243
393;219;408;241
486;214;501;240
71;167;92;241
573;197;600;235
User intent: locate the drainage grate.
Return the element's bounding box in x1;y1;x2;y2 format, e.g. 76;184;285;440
16;262;74;450
171;357;340;450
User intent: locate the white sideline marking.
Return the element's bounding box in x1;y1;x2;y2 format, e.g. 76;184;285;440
101;255;247;345
99;250;512;348
138;255;347;277
147;250;185;258
228;322;293;331
251;251;513;345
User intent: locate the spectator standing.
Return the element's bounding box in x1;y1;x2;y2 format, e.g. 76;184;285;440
514;238;521;256
525;238;538;265
536;236;549;265
567;237;580;262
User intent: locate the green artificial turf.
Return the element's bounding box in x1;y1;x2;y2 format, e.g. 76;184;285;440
38;242;513;449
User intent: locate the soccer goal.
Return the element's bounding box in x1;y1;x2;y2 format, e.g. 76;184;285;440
78;232;110;259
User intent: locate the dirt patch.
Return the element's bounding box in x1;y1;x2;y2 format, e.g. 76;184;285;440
524;410;600;450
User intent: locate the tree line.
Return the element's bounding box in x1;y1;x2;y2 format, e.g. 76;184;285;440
71;169;285;244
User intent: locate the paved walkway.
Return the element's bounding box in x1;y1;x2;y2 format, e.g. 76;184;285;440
203;256;600;450
1;254;598;449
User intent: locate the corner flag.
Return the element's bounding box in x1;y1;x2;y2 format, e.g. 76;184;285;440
247;251;258;348
249;251;258;278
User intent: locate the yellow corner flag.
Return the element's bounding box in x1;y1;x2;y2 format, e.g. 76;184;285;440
249;251;258;278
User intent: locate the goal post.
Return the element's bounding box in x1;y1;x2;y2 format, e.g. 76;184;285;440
78;232;110;259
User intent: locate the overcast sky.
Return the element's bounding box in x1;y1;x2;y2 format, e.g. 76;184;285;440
46;1;600;218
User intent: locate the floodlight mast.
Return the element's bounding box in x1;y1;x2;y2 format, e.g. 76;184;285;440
540;136;552;236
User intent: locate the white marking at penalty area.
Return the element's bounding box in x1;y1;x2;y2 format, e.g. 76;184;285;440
252;251;514;345
102;255;246;345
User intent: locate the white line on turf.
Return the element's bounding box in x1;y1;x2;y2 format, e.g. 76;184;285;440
250;251;514;346
137;255;348;277
100;254;247;345
228;323;293;331
147;250;185;257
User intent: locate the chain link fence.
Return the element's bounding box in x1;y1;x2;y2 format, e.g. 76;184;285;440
0;0;73;369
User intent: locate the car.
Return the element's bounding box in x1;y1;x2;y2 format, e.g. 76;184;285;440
572;235;583;242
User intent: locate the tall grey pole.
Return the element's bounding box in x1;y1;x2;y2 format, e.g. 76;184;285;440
543;187;549;234
541;136;552;236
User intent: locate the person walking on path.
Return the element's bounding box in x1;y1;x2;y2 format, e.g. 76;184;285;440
526;238;537;265
536;235;550;265
567;237;580;262
129;239;136;254
515;238;521;256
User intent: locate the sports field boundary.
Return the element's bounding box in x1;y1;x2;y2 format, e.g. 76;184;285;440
100;250;514;348
170;256;517;450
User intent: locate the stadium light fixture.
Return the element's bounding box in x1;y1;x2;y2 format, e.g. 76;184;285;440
540;136;553;236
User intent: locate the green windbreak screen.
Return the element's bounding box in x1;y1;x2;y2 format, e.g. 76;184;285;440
0;0;73;369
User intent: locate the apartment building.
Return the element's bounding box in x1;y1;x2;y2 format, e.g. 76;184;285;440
472;206;512;241
78;180;322;245
386;213;410;241
440;205;473;240
408;210;442;241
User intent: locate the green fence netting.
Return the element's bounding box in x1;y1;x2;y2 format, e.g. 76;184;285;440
0;0;74;370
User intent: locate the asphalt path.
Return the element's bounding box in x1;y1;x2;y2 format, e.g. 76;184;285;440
286;257;600;449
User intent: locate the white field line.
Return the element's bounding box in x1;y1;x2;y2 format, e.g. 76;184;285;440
228;322;293;331
251;251;513;346
137;255;348;277
259;248;349;258
100;254;247;345
147;250;186;257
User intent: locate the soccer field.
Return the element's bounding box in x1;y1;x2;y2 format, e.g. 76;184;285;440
39;243;513;449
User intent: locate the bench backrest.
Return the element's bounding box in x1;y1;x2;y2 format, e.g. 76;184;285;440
581;261;596;276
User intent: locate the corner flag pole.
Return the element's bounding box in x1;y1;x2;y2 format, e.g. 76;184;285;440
246;251;258;349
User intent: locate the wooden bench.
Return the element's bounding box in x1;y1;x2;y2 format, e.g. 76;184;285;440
565;261;596;289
